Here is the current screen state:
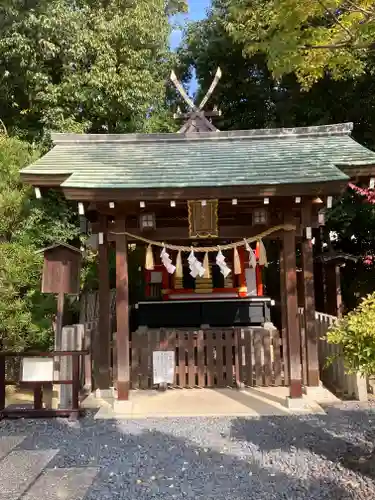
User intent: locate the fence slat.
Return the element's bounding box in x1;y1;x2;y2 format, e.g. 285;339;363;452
234;328;241;386
206;330;214;387
273;329;282;386
215;331;224;387
244;328;253;386
225;329;234;386
197;330;205;387
263;328;272;386
178;330;186;387
187;332;195;387
254;329;263;386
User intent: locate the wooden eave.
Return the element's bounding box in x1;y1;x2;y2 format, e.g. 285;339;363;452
20;172;70;187
62;180;348;202
338;163;375;179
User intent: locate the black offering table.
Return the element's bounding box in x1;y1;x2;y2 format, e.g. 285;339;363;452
134;297;272;329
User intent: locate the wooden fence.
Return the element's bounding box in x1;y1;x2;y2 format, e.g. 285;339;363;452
298;309;367;400
127;326;286;389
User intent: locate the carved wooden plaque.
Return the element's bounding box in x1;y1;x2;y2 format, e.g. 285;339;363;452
188;200;218;238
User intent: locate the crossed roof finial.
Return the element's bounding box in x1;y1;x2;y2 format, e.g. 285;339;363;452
170;68;222;133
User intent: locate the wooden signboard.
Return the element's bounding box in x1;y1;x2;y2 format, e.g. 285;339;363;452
22;358;54;382
39;243;82;295
188;200;218;238
153;351;175;384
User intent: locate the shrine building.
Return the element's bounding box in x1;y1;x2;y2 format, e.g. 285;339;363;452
20;120;375;405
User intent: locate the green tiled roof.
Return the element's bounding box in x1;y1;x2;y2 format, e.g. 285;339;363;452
21;123;375;189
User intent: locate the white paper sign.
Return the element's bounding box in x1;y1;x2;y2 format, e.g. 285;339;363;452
22;357;54;382
153;351;175;384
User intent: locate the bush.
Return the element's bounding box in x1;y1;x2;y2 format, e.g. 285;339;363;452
326;292;375;376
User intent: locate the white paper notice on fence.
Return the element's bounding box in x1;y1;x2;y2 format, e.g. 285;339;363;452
153;351;175;385
22;357;54;382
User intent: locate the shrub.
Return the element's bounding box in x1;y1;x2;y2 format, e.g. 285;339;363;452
326;292;375;376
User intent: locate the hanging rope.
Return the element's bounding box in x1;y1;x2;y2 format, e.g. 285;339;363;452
109;224;295;253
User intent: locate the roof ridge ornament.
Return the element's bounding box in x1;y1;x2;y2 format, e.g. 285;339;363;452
170;68;223;134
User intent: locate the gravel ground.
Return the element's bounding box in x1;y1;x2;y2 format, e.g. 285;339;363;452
2;402;375;499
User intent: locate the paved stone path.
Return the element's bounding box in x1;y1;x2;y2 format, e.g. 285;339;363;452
1;403;375;499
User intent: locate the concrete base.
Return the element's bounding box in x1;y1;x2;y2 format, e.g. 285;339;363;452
88;387;327;420
94;388;115;400
112;399;133;413
303;384;341;405
285;397;310;410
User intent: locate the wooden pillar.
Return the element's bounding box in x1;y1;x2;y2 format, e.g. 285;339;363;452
325;263;343;318
255;242;263;296
94;214;111;390
313;228;325;312
237;246;247;296
335;265;343;318
279;242;289;385
115;216;130;400
301;205;320;387
283;215;302;398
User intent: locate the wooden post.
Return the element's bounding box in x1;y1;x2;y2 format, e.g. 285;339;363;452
95;214;111;390
335;265;343;318
0;354;5;412
55;291;64;351
33;385;43;410
279;243;289;385
325;263;343;318
54;291;64;384
301;205;320;387
71;353;80;419
283;214;302;398
115;216;130;400
313;228;325;312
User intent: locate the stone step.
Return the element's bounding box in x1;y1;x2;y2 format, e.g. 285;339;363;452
0;449;58;500
0;436;26;460
22;467;98;500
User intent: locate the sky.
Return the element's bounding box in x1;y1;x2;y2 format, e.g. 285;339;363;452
170;0;211;94
170;0;211;50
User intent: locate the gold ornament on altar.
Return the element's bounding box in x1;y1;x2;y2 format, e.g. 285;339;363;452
188;200;218;238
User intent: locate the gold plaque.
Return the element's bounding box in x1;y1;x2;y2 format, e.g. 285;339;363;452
188;200;218;238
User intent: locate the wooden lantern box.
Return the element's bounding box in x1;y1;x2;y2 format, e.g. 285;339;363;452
38;243;82;295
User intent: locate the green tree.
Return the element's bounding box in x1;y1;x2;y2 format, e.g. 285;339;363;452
0;136;80;350
181;0;375;147
182;0;375;310
225;0;375;88
0;0;186;140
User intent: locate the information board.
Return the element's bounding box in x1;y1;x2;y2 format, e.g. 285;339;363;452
22;357;54;382
153;351;175;385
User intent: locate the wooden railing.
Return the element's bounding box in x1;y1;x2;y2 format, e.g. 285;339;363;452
298;309;367;400
0;350;88;420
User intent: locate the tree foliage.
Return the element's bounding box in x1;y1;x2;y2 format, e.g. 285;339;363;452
0;0;185;140
0;136;80;350
224;0;375;88
326;292;375;376
181;0;375;307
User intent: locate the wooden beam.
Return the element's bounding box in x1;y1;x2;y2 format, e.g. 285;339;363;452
283;214;302;398
63;180;348;202
115;216;130;400
101;225;285;242
95;214;111;390
301;204;320;387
